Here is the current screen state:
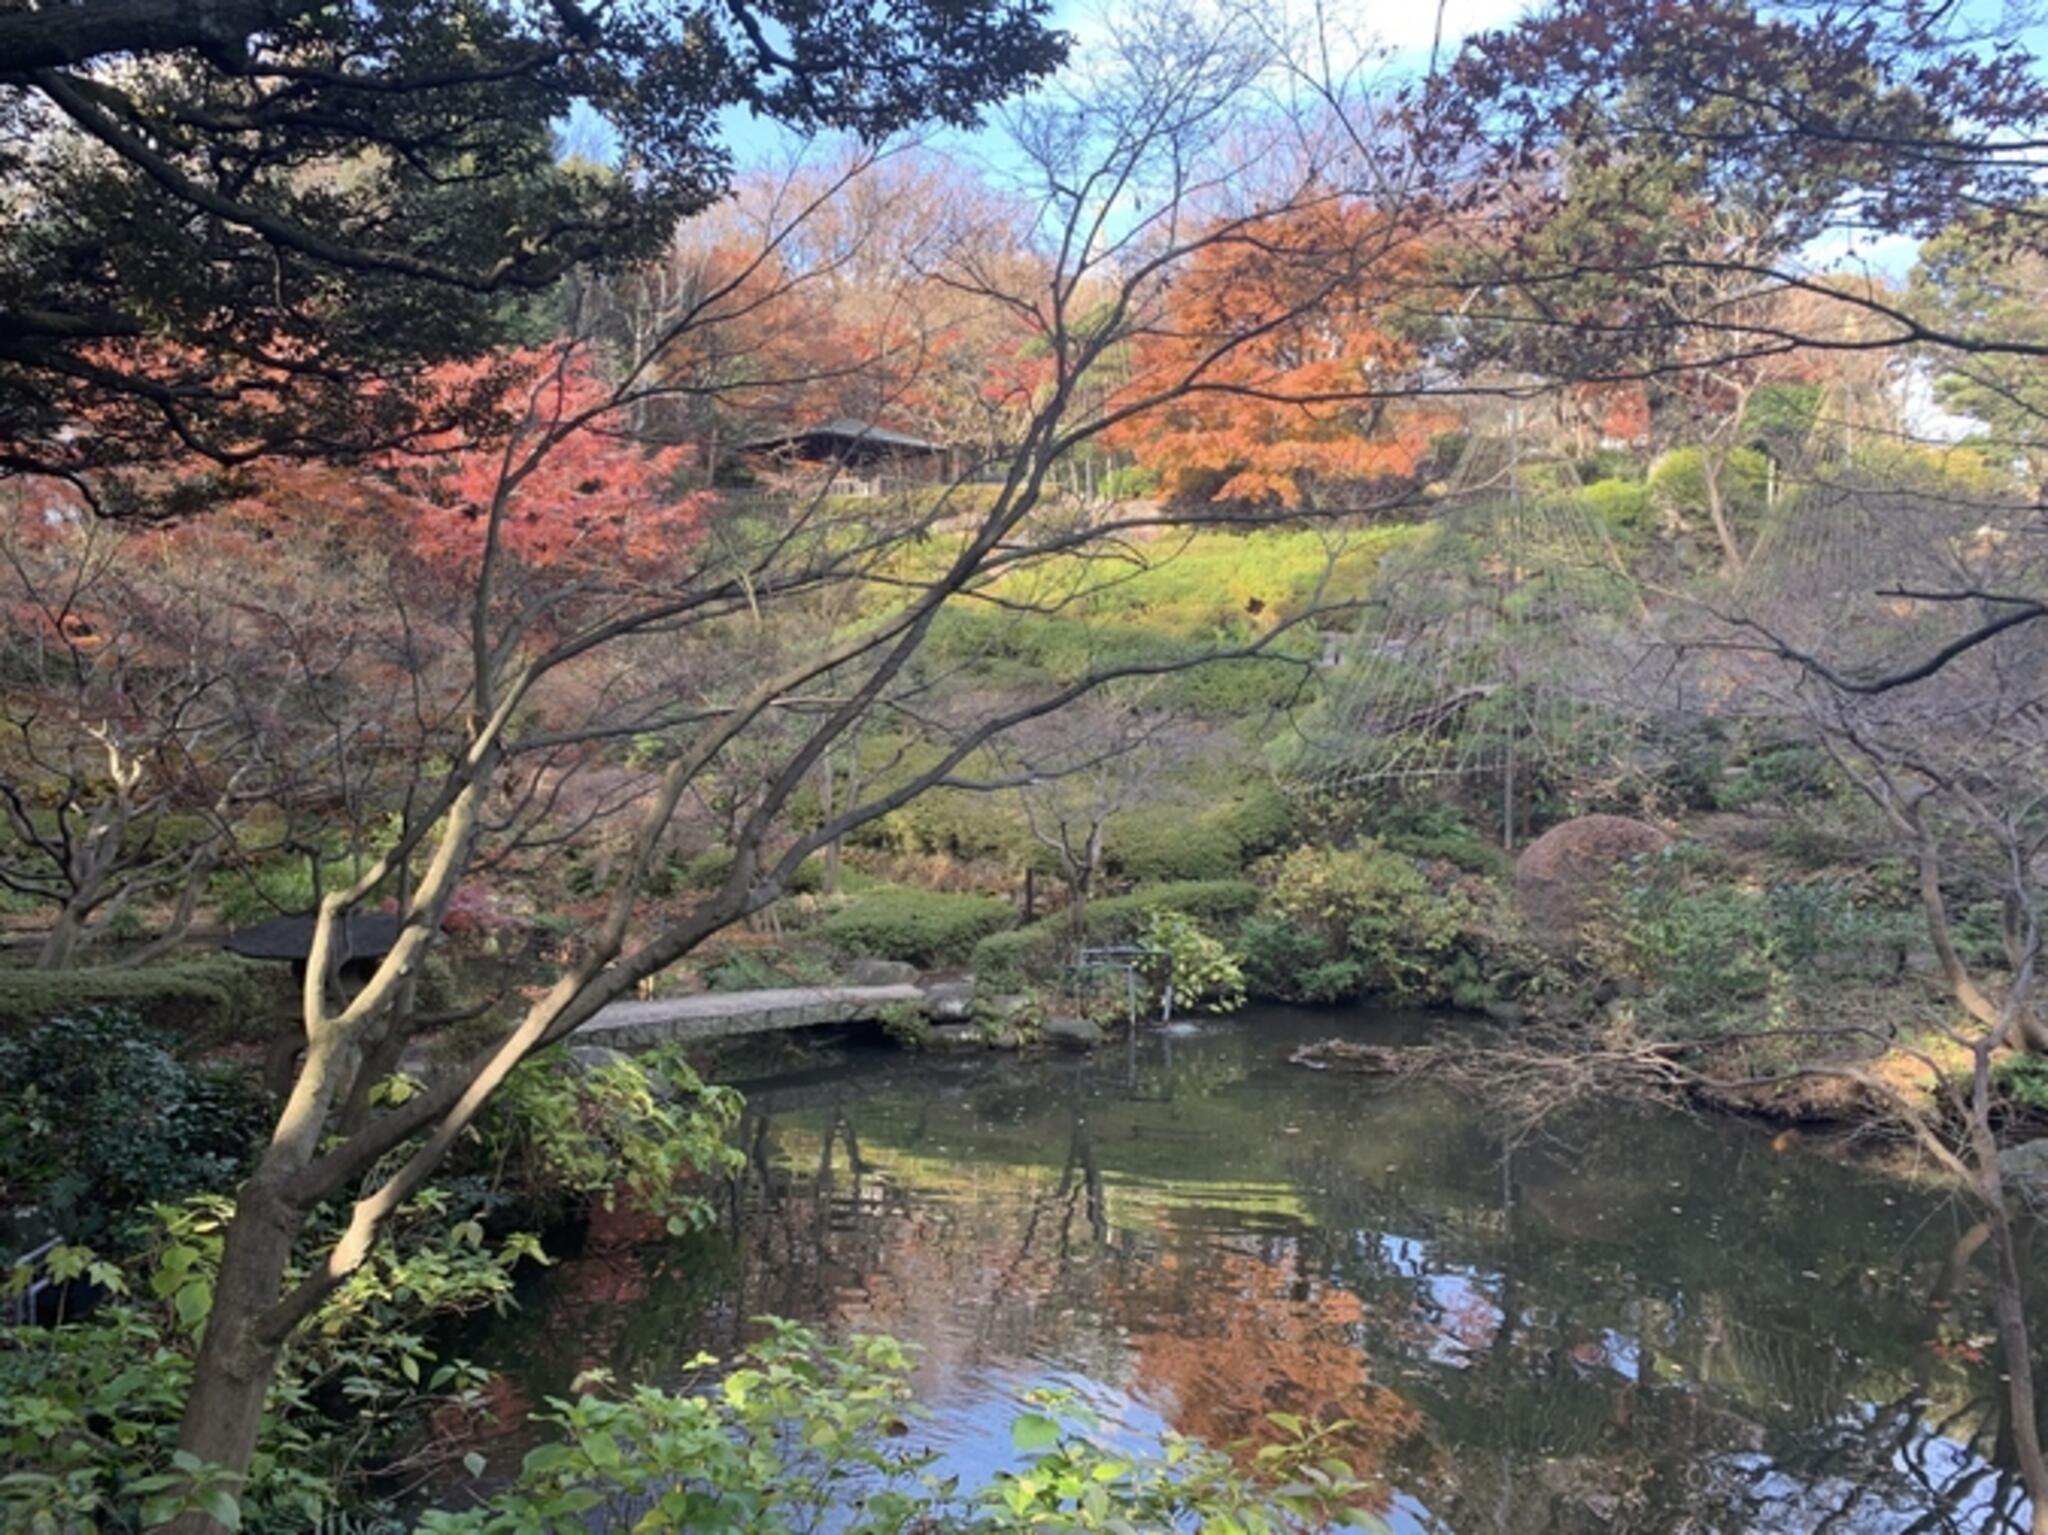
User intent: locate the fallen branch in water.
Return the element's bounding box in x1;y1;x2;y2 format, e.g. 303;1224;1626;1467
1293;1017;1945;1150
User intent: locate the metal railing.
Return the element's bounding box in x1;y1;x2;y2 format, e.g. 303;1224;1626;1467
1069;944;1174;1028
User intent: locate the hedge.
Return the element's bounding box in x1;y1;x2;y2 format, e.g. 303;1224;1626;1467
1107;786;1296;883
817;887;1018;967
970;879;1259;985
0;955;288;1048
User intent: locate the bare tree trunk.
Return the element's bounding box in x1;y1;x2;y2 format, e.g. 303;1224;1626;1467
1968;1046;2048;1532
109;839;227;969
1701;449;1746;576
35;804;124;968
818;747;840;898
167;1178;306;1495
35;901;90;969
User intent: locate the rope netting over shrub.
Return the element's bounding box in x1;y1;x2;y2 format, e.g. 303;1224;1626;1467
1720;476;2048;699
1288;449;2048;847
1286;486;1647;842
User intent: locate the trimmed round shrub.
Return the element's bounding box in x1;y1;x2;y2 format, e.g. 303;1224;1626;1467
1108;808;1243;882
1581;478;1652;537
818;887;1017;967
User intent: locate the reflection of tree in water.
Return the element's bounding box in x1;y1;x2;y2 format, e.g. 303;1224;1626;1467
1108;1226;1429;1500
730;1103;1424;1510
469;1020;2048;1533
733;1102;1137;1385
1286;1119;2035;1532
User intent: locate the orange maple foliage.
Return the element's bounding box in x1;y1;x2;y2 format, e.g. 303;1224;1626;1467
381;351;706;576
1110;201;1455;508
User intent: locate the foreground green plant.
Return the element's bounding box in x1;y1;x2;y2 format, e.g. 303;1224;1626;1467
1;1045;741;1533
459;1046;745;1231
421;1322;1382;1534
2;1196;515;1532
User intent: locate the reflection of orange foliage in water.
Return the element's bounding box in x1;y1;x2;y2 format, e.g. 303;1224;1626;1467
1114;1243;1425;1498
770;1164;1428;1505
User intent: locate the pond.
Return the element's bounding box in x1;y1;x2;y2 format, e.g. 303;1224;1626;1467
464;1007;2044;1532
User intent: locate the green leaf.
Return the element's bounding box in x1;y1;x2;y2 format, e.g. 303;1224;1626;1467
199;1487;243;1530
174;1281;212;1329
1010;1412;1061;1453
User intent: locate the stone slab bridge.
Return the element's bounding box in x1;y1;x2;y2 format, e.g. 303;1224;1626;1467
578;983;925;1050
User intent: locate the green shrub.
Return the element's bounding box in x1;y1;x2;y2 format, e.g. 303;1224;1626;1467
1224;782;1297;856
971;879;1259;985
1100;878;1261;926
1238;915;1331;1001
1107;807;1243;882
860;785;1032;862
2;1044;754;1533
1151;653;1320;717
818;887;1017;967
459;1045;743;1230
0;1008;269;1247
702;949;839;992
209;850;392;927
1590;846;1909;1038
677;848;826;895
1581;477;1653;537
2;1198;532;1532
0;954;284;1046
969;925;1059;987
1574;448;1643;484
1743;381;1823;455
1952;900;2012;972
1256;844;1474;1005
1647;445;1769;524
1373;801;1506;875
1996;1054;2048;1113
1138;909;1245;1014
874;1000;932;1048
1109;785;1298;882
1713;741;1836;811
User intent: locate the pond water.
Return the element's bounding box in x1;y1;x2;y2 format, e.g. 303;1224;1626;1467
465;1007;2045;1532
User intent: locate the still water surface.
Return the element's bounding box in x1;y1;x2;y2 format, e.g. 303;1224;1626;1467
468;1007;2044;1532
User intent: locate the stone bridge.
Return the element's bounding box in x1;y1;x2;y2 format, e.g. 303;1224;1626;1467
578;983;925;1051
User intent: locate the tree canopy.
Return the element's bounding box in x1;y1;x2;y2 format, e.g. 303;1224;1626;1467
0;0;1065;500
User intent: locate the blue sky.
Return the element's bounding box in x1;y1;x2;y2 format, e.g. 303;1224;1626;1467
560;0;1534;176
560;0;2048;283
